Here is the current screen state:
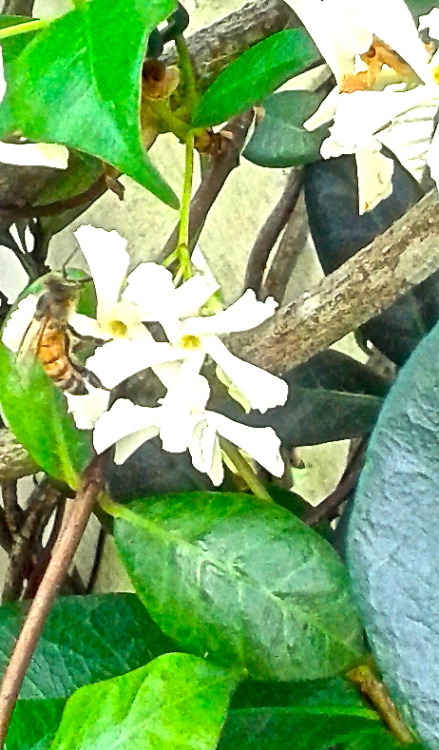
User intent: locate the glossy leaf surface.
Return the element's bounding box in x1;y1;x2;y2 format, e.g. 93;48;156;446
347;321;439;748
0;593;173;700
243;90;327;168
0;0;178;207
115;492;365;681
192;29;319;128
5;699;65;750
0;343;91;487
49;654;236;750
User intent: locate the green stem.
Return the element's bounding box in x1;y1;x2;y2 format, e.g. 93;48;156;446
175;33;198;111
220;438;273;502
0;18;48;39
147;99;190;142
176;132;195;278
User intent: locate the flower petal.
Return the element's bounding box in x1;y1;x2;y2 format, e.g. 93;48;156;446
123;262;175;318
208;411;284;477
65;385;110;430
159;368;209;453
420;9;439;42
2;294;38;352
355;147;394;214
114;428;159;464
0;141;69;169
188;416;223;484
75;226;129;318
93;398;160;455
68;312;111;340
203;336;288;413
172;273;220;318
86;338;186;389
191;245;220;289
183;289;277;336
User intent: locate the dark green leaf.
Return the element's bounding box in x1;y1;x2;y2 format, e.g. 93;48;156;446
115;492;365;680
191;29;319;128
49;654;236;750
0;0;178;207
0;342;91;487
304;154;438;366
219;706;384;750
347;320;439;748
243;90;327;168
232;675;371;710
0;593;174;700
5;699;65;750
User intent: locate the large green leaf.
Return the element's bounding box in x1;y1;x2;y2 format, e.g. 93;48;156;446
347;320;439;749
0;593;174;700
191;29;319;128
0;342;91;487
5;699;65;750
115;492;365;681
0;0;178;207
243;90;328;168
49;654;236;750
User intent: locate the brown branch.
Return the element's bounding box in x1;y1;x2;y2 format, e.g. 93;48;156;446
231;189;439;374
244;169;303;294
0;453;106;748
1;481;22;538
0;430;37;482
159;110;254;260
260;191;309;303
2;0;33;14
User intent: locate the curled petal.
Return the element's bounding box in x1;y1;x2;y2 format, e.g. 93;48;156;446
355;147;394;214
203;336;288;413
86;338;186;389
0;142;69;169
65;385;110;430
2;295;38;352
191;245;219;289
159;369;210;453
75;226;129;319
209;411;284;478
188;417;223;485
93;398;160;456
183;289;277;336
114;428;160;464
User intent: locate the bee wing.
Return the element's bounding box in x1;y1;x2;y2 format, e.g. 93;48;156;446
15;316;48;381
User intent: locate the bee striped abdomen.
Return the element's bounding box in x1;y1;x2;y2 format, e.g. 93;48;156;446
38;327;88;395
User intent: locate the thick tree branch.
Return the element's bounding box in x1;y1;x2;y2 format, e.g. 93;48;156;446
231;189;439;373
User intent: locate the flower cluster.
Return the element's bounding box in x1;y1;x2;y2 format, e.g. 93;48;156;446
3;226;288;486
284;0;439;213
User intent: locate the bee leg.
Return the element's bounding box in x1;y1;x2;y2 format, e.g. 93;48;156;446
74;362;108;391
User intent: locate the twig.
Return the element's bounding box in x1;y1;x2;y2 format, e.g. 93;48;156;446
2;479;62;603
303;440;366;526
231;189;439;374
2;0;34;14
1;481;22;537
159;110;254;260
22;499;66;600
244;169;303;294
0;506;12;555
0;453;106;748
260;191;309;303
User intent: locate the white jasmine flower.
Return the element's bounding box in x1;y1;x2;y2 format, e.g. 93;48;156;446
2;294;38;352
284;0;439;212
65;384;110;430
0;48;68;169
93;375;284;485
87;260;288;413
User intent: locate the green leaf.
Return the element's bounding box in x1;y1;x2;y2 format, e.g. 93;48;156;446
191;29;319;128
243;90;328;168
0;0;178;207
49;654;237;750
0;593;174;700
5;699;65;750
114;492;365;681
0;342;91;487
346;320;439;749
219;706;385;750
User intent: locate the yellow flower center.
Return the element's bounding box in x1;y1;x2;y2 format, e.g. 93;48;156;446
179;334;202;350
108;319;129;337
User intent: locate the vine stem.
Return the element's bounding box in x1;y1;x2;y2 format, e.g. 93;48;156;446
176;132;195;277
220;438;273;502
346;665;414;744
0;454;107;749
0;18;47;39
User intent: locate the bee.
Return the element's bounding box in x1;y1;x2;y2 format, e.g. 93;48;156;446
17;272;103;395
